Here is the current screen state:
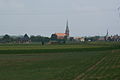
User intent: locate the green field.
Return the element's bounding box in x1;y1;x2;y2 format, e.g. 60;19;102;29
0;42;120;80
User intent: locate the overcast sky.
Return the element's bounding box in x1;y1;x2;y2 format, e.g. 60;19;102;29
0;0;120;37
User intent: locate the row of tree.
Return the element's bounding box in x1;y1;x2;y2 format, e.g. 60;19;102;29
0;34;50;43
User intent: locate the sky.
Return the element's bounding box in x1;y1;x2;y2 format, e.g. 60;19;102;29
0;0;120;37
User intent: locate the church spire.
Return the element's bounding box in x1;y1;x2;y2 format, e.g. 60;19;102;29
65;20;69;37
105;29;109;41
106;29;108;36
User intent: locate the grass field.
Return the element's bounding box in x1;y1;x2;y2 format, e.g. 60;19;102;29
0;42;120;80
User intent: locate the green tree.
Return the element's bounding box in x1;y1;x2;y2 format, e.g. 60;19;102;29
2;34;12;43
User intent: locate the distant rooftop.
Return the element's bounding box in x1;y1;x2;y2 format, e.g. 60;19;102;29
55;33;66;36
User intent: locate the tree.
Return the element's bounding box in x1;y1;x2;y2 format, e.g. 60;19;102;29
51;34;57;40
30;35;50;43
2;34;12;43
23;34;30;41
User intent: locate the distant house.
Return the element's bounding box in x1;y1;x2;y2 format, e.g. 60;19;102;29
19;34;31;43
108;35;120;41
51;33;67;39
98;37;105;41
74;37;85;42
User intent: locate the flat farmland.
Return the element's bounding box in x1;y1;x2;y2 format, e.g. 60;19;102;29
0;42;120;80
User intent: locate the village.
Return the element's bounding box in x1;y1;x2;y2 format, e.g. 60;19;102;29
0;21;120;44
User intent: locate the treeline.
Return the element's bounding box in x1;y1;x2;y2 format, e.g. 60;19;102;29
0;34;120;44
0;34;50;43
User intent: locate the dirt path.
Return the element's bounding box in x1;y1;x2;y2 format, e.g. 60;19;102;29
74;56;106;80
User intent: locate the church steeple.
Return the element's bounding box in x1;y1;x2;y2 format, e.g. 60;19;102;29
106;29;108;37
65;20;69;37
105;29;109;41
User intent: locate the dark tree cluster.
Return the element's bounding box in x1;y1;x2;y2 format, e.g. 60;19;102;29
30;35;50;43
0;34;50;44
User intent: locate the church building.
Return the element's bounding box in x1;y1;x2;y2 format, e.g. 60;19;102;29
51;21;70;40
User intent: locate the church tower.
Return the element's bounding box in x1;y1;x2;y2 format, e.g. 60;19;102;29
65;20;69;37
105;29;109;41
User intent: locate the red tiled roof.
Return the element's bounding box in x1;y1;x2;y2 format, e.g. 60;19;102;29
55;33;66;36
